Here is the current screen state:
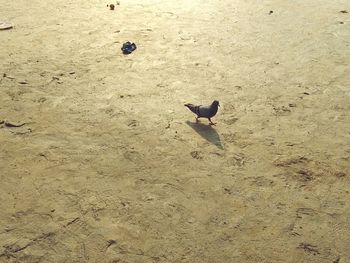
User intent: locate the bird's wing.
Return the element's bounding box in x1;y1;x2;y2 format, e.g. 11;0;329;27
197;105;212;117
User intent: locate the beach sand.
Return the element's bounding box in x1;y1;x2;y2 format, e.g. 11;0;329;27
1;0;350;262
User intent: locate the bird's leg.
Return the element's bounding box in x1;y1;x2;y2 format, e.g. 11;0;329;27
195;116;199;123
208;118;216;125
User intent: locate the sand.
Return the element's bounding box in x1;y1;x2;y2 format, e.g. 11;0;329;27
1;0;350;262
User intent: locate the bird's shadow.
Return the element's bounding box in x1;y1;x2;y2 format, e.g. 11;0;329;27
186;121;223;149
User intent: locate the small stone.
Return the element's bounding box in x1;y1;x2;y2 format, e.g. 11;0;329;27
107;239;117;245
143;195;154;201
38;97;47;103
4;227;14;232
335;172;346;178
110;4;115;10
190;151;202;160
128;120;138;127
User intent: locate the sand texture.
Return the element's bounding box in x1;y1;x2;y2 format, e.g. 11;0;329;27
1;0;350;262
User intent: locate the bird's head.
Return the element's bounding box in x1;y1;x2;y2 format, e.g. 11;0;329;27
212;100;220;107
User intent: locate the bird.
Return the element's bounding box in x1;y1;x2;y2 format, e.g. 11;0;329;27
184;100;220;125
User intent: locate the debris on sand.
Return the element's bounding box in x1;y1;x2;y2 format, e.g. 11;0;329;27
0;20;13;30
333;256;341;263
297;243;320;255
121;41;137;54
3;73;15;79
109;4;115;10
3;121;26;128
269;10;274;15
339;10;348;13
1;121;32;134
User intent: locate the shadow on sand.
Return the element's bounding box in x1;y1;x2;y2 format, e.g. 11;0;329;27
186;121;223;149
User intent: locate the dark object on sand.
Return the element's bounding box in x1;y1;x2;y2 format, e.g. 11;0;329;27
184;100;220;125
3;121;26;128
121;41;137;54
340;10;348;13
269;10;274;15
109;4;115;10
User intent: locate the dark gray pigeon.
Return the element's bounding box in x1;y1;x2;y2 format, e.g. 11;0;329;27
184;100;220;125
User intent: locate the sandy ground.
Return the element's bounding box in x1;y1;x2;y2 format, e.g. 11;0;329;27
1;0;350;262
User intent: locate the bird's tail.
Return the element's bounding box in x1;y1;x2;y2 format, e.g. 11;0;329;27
184;103;199;115
184;103;194;110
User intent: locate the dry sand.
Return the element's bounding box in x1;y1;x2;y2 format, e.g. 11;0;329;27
1;0;350;262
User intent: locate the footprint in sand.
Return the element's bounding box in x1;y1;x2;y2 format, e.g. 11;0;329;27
246;176;275;187
223;117;239;125
296;207;317;218
272;105;291;116
226;153;246;167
